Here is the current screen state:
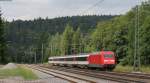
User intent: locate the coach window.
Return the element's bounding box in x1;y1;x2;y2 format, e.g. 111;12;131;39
76;57;87;61
57;59;60;61
66;57;73;61
54;59;59;61
59;58;64;61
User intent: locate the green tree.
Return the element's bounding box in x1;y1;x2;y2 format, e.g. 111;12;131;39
61;24;74;55
72;28;82;54
90;22;107;51
0;11;7;63
139;16;150;65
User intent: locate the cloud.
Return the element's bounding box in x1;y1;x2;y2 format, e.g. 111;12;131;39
0;0;146;21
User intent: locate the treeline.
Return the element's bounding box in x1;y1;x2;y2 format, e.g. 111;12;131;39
2;1;150;66
0;11;7;64
5;15;115;63
45;1;150;66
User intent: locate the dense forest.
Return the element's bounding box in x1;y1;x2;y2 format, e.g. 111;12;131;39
0;11;7;64
4;15;116;63
0;1;150;67
45;1;150;66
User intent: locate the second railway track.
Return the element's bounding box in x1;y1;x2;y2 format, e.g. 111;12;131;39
53;66;150;80
41;65;150;83
26;65;110;83
26;64;150;83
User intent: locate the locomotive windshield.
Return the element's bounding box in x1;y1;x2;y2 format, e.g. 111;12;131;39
104;54;113;58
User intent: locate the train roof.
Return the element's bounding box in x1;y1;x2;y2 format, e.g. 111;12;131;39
48;52;101;59
48;51;114;59
49;54;89;59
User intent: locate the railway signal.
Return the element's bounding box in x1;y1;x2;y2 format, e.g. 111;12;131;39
133;4;140;72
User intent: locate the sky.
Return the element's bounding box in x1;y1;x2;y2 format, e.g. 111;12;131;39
0;0;146;21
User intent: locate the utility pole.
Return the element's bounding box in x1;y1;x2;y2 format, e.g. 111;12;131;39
41;43;44;63
29;47;31;64
24;51;26;63
34;52;36;64
133;5;140;71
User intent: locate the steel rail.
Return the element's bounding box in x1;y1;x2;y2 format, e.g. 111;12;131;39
26;65;96;83
41;65;148;83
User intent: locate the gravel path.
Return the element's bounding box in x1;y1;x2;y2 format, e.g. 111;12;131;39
1;63;17;69
0;79;45;83
0;78;69;83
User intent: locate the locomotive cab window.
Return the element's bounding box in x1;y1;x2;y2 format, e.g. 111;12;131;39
104;54;113;58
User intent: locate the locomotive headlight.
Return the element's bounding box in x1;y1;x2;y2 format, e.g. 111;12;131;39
110;60;115;62
104;60;115;63
104;60;108;62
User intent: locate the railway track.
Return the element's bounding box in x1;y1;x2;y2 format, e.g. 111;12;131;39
26;65;102;83
57;66;150;80
40;65;150;83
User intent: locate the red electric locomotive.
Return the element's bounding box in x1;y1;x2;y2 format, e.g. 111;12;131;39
48;51;116;70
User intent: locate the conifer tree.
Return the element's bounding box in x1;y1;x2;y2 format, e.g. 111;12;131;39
0;11;6;63
61;24;74;55
72;28;81;54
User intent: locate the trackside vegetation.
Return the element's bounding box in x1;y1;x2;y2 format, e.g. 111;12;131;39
114;65;150;73
0;66;38;80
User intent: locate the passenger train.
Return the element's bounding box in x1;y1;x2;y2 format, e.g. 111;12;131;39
48;51;116;70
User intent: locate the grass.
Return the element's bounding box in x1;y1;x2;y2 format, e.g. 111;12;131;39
114;65;150;73
0;66;38;80
140;66;150;73
113;65;134;72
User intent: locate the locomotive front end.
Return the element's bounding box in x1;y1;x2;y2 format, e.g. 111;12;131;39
102;51;116;69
